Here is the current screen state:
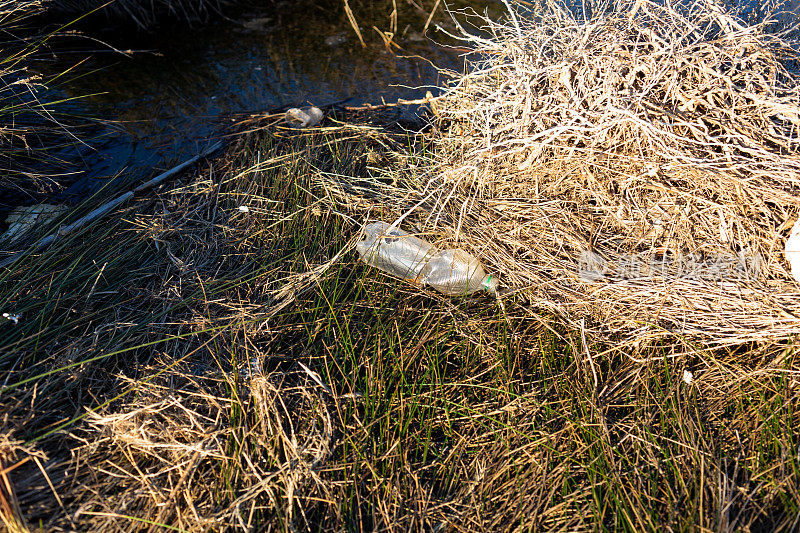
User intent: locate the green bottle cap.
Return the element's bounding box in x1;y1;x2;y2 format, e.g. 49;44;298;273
482;274;499;296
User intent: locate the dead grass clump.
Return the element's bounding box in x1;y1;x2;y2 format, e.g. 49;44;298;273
49;363;335;531
0;433;38;533
404;0;800;347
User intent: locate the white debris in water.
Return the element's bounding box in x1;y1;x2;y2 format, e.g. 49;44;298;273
325;34;347;46
242;17;272;32
2;313;19;325
785;219;800;283
1;203;68;243
285;106;323;128
238;205;250;213
682;369;694;385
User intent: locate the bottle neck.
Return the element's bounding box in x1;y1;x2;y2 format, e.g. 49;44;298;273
481;274;498;296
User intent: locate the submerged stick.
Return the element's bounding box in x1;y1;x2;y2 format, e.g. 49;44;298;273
343;93;441;112
0;141;224;269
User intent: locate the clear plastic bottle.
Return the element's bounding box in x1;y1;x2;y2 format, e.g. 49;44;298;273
356;222;437;283
421;248;498;296
356;221;498;296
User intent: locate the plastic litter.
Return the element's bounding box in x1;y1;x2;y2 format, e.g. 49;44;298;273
285;106;323;128
785;218;800;283
356;221;498;296
325;34;347;46
357;222;436;281
422;248;498;296
1;203;68;243
241;17;272;31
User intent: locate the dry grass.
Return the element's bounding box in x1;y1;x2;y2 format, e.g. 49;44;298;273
351;0;800;350
0;109;795;531
4;2;800;526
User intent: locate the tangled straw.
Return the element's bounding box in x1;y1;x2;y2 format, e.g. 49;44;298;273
334;0;800;349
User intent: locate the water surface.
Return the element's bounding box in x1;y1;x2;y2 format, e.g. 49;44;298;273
31;1;491;204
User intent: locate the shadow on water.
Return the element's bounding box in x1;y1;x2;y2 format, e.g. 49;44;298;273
12;0;493;209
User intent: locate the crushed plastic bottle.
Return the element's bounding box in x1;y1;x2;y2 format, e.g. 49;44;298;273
356;221;498;296
356;222;436;282
421;248;497;296
285;106;323;128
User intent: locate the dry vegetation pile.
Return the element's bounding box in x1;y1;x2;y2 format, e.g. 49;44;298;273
360;0;800;349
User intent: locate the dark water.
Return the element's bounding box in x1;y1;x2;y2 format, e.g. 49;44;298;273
29;1;494;204
16;0;799;209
